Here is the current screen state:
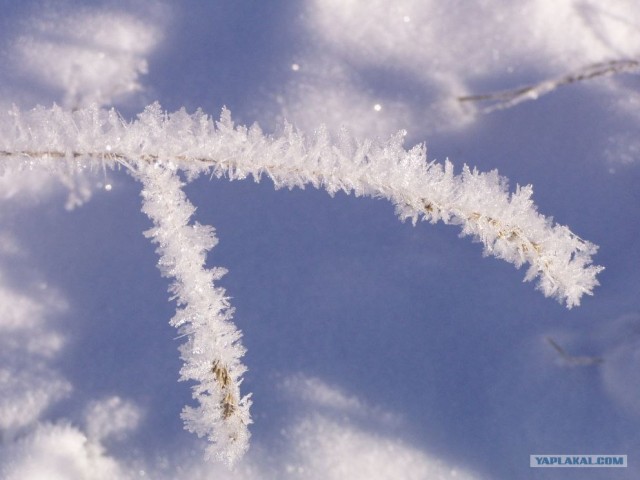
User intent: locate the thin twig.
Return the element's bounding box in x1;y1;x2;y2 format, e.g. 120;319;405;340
546;336;603;367
459;59;640;112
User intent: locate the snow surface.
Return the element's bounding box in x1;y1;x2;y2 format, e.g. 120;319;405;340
1;0;639;478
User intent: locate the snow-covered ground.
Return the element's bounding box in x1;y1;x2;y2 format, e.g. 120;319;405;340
1;1;639;478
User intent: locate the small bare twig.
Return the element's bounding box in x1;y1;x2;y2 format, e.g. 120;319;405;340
459;59;640;113
546;336;603;367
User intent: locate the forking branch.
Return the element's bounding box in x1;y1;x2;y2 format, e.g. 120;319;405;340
0;102;604;463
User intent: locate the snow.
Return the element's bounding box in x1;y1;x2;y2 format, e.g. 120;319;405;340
0;0;639;478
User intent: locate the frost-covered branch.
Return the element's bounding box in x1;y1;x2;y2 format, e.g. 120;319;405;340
0;103;603;308
0;102;604;465
459;59;640;112
135;161;251;465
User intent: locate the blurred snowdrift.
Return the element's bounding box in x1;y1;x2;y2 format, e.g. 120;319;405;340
282;0;640;142
8;5;163;109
